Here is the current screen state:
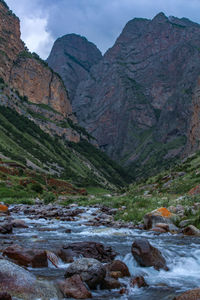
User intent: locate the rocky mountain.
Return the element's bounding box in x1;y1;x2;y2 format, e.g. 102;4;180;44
47;34;102;101
48;12;200;179
0;0;129;188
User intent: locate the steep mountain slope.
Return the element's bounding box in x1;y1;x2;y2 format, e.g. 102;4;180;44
47;34;102;101
0;0;129;188
49;12;200;179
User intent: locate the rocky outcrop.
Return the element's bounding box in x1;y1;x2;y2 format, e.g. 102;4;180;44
0;1;73;119
47;34;102;101
66;13;200;177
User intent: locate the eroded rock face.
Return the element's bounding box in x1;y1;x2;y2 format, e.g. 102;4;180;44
47;34;102;102
68;13;200;177
65;258;106;289
131;238;168;271
0;1;73;119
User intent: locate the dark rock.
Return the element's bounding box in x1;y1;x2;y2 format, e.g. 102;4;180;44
65;258;106;289
131;238;168;271
130;276;149;288
59;275;92;299
3;245;48;268
100;276;122;290
11;219;28;228
0;223;13;234
0;292;12;300
47;34;102;101
60;241;117;263
182;225;200;236
106;260;130;277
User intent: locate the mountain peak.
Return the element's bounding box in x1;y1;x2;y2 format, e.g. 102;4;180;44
152;12;168;22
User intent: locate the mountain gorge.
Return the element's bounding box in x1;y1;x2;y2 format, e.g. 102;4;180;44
0;0;128;189
48;12;200;179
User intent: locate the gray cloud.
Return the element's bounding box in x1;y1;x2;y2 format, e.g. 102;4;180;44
6;0;200;59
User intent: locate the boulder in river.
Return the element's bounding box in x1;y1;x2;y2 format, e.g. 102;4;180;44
106;260;130;277
144;207;174;230
130;276;149;288
0;222;12;234
59;241;117;263
0;259;59;299
65;258;106;289
11;219;28;228
131;238;168;271
59;275;92;299
3;245;48;267
182;225;200;236
173;288;200;300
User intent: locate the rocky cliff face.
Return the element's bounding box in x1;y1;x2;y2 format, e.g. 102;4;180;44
67;13;200;177
47;34;102;101
0;0;72;118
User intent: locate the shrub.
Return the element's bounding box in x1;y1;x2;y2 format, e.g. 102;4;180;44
43;192;56;204
30;183;43;194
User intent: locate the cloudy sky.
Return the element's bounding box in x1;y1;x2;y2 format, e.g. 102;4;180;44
6;0;200;59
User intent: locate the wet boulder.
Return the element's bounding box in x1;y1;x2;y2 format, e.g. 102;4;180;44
59;241;117;263
100;276;122;290
130;276;149;288
173;288;200;300
131;238;168;271
0;259;59;299
0;259;37;297
182;225;200;236
3;245;48;267
0;222;13;234
144;207;174;230
65;258;106;289
11;219;28;228
106;260;130;278
59;275;92;299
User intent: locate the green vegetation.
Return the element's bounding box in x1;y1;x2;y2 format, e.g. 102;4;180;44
0;104;128;188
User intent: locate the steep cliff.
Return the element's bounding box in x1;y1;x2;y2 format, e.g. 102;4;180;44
68;13;200;178
0;0;72;118
47;34;102;101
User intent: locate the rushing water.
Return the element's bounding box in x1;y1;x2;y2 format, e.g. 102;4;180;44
2;205;200;300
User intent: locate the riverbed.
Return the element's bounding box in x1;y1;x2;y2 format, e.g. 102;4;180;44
1;204;200;299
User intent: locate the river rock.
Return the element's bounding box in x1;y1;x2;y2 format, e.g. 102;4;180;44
0;259;59;299
0;223;12;234
182;225;200;236
11;219;28;228
3;245;48;267
130;276;149;288
59;241;117;263
173;288;200;299
100;276;122;290
131;238;168;271
0;293;12;300
106;260;130;277
59;275;92;299
0;259;37;297
65;258;106;289
144;207;174;230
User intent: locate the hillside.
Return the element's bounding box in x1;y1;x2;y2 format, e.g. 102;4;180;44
0;0;129;189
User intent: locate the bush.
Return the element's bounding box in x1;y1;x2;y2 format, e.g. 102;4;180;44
43;192;56;204
30;183;43;194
